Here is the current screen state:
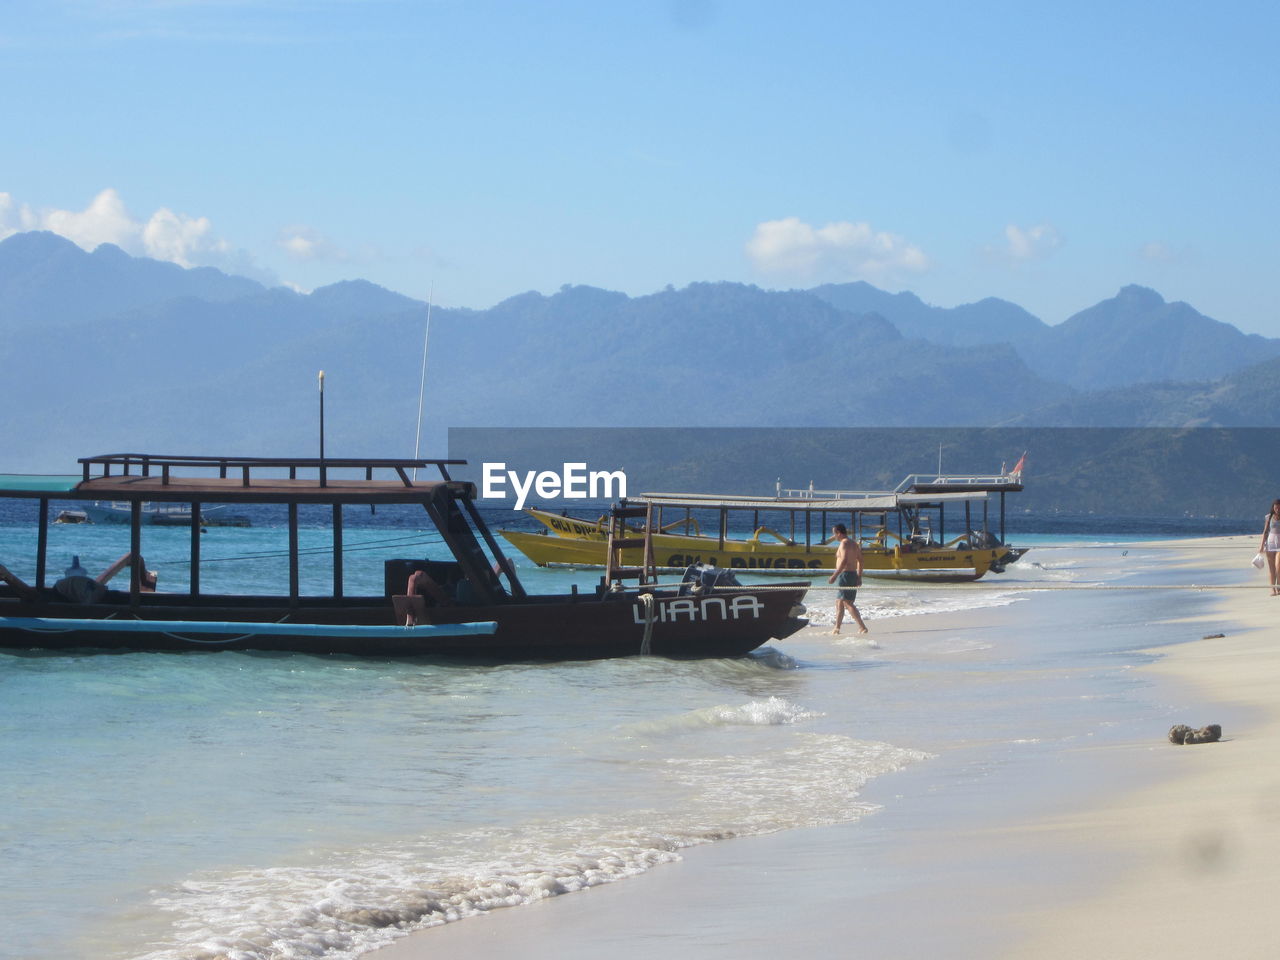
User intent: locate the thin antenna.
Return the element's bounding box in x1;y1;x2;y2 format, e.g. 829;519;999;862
413;283;434;480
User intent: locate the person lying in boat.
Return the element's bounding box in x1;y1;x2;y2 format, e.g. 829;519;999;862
54;553;158;603
97;552;159;591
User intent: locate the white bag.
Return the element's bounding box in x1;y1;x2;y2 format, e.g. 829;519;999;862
1252;552;1266;569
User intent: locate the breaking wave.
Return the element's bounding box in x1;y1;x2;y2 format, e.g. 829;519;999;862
131;732;932;960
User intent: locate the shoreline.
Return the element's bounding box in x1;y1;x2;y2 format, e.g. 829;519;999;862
371;534;1276;959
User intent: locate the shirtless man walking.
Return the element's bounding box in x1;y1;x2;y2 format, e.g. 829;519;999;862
827;523;868;635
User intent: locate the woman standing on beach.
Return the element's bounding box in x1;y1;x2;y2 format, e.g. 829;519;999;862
1260;500;1280;595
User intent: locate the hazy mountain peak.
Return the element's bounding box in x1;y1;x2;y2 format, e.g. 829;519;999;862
1114;284;1165;307
549;284;630;310
307;279;423;320
0;229;83;267
0;228;266;331
89;242;132;263
810;280;1045;346
1018;283;1280;391
312;278;401;297
490;290;550;313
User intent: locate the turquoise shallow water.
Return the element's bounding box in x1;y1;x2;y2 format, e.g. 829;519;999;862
0;512;1227;960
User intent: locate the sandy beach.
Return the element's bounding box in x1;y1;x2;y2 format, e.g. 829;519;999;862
372;535;1280;960
1006;536;1280;958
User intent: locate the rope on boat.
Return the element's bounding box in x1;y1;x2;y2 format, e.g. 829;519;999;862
639;592;655;656
161;613;294;645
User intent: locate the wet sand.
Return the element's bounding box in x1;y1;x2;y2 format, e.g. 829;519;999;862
373;536;1278;959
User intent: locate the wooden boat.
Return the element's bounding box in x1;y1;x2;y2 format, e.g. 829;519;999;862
0;454;807;659
500;471;1027;583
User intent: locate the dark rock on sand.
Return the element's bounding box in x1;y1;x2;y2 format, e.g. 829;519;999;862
1169;723;1222;744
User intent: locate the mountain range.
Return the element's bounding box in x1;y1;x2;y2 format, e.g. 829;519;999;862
2;229;1278;475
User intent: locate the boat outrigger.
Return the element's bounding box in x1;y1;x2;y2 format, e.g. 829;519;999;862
501;470;1027;583
0;453;807;659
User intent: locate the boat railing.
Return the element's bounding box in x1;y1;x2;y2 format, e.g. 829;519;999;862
79;454;467;488
776;486;896;501
894;473;1020;493
776;469;1023;500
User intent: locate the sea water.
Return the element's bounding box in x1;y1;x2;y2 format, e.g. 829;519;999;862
0;502;1246;960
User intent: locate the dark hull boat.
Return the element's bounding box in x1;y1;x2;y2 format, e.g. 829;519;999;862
0;454;808;659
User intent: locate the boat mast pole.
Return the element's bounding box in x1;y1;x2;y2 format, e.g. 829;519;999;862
332;503;344;599
130;501;142;606
35;498;48;589
288;502;300;608
190;503;201;597
413;284;434;481
318;371;327;488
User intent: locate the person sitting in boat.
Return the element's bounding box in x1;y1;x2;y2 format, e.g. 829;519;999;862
406;568;452;607
54;553;158;603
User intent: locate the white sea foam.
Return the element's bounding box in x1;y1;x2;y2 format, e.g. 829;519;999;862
1029;558;1079;574
130;732;933;960
619;696;822;737
828;633;881;649
803;589;1023;627
700;696;822;726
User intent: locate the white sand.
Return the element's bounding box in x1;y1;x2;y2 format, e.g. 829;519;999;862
373;536;1280;959
1004;536;1280;958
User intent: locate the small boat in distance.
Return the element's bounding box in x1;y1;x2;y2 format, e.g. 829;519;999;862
82;501;252;527
0;453;807;658
500;466;1027;583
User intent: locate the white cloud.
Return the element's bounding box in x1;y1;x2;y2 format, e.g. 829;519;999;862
0;191;40;240
42;188;139;251
142;206;230;267
278;224;345;262
1000;222;1061;261
746;217;929;282
0;188;274;282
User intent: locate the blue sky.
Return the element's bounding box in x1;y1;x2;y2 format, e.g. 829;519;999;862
2;0;1277;332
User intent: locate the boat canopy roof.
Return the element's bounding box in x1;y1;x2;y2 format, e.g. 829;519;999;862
637;490;988;512
0;475;84;495
0;454;475;504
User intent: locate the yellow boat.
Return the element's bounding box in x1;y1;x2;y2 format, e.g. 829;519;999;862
499;476;1026;582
